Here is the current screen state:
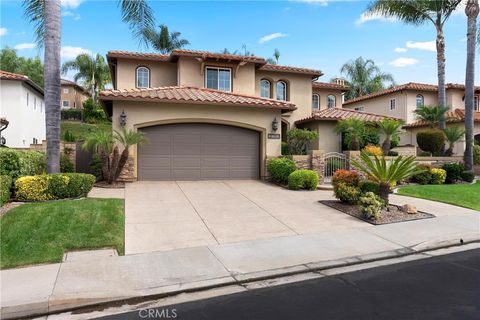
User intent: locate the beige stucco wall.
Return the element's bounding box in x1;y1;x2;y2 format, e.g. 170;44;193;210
177;57;256;96
61;85;89;109
300;121;341;153
115;58;177;89
312;88;343;111
344;91;408;122
112;101;282;179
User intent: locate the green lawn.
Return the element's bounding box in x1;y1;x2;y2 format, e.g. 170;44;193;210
61;120;111;141
0;198;124;269
397;181;480;211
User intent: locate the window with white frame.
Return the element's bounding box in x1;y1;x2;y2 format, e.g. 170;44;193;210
205;67;231;91
312;94;320;110
416;94;424;108
276;81;287;101
63;88;69;94
327;95;336;108
260;79;271;98
389;98;396;111
62;100;70;108
355;106;365;112
475;96;479;111
136;66;150;88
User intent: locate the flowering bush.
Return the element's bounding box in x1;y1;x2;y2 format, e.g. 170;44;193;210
332;170;360;187
430;168;446;185
334;183;360;204
363;145;383;156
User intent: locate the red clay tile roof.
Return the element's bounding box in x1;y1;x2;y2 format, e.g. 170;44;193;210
312;81;350;91
343;82;480;106
0;70;44;95
107;51;170;61
61;78;90;95
403;108;480;128
99;86;296;111
170;49;266;64
259;64;322;77
295;107;397;124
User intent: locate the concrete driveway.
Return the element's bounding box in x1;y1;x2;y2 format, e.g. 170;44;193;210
125;180;367;254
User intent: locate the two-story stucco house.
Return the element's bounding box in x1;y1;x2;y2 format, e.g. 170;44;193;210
61;79;90;109
342;82;480;154
100;49;389;181
0;70;45;148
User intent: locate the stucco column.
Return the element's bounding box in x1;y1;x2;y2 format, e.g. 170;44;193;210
343;150;361;170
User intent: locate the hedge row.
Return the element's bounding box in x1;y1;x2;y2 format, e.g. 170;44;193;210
0;149;45;180
1;175;12;206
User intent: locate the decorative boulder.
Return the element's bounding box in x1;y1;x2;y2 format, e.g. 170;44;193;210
402;204;417;214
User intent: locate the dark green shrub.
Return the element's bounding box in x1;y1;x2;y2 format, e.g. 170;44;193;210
83;98;106;121
390;135;400;149
0;149;20;177
387;151;399;156
63;130;76;142
411;164;433;185
61;109;83;121
334;182;360;204
288;170;319;191
0;149;45;180
461;171;475;183
416;129;445;156
267;158;297;184
60;154;74;173
286;128;318;155
360;127;380;149
359;180;380;195
0;175;12;206
474;145;480;165
442;163;464;184
281;141;290;155
90;154;103;181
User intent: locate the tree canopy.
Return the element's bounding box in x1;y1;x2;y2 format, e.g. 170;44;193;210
0;47;44;87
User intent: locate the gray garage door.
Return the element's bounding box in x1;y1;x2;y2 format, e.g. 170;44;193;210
138;123;260;180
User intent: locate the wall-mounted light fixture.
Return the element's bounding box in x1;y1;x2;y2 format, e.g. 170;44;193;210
119;110;127;127
272;117;278;132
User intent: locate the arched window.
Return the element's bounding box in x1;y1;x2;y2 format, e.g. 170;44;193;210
416;94;424;108
312;94;320;110
276;81;287;101
260;79;271;98
136;66;150;88
327;95;336;108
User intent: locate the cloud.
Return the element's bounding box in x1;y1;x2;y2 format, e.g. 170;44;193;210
355;12;396;25
62;10;81;20
61;46;92;59
406;40;436;52
61;0;83;9
259;32;288;44
389;57;419;67
394;47;407;53
14;43;36;50
0;27;7;37
290;0;329;6
453;1;466;15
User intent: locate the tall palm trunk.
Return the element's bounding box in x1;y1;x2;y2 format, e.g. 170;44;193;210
464;0;479;171
435;22;447;130
381;137;391;155
44;0;61;173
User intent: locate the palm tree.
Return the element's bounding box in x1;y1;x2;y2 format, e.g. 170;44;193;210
83;130;115;183
340;57;395;100
444;126;465;156
144;24;190;54
377;119;404;155
352;151;424;203
113;128;146;181
367;0;462;130
464;0;479;170
23;0;155;173
62;53;111;104
266;49;281;65
334;118;366;150
414;105;450;128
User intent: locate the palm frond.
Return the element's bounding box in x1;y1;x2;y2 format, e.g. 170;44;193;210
118;0;155;46
22;0;45;46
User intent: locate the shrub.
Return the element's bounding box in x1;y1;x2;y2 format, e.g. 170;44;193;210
90;154;103;181
359;180;380;195
390;135;400;149
15;173;95;201
63;130;76;142
60;154;74;173
474;145;480;165
0;149;45;180
288;170;319;191
267;158;297;184
430;168;446;184
334;182;360;204
83;98;106;121
416;129;445;156
363;145;383;156
61;109;83;121
332;169;360;187
281;141;290;155
0;175;12;206
442;163;464;184
359;192;383;220
286;128;318;155
461;171;475;183
411;164;433;185
387;150;399;156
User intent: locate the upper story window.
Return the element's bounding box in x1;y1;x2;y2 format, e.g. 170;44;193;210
475;96;479;111
136;66;150;88
390;98;396;111
312;94;320;110
327;95;336;108
260;79;271;98
63;88;69;94
416;94;424;108
206;67;231;92
62;100;70;108
355;106;365;112
276;81;287;101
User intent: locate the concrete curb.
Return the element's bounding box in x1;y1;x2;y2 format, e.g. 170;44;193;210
3;237;478;320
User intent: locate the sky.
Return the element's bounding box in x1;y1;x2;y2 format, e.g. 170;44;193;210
0;0;478;85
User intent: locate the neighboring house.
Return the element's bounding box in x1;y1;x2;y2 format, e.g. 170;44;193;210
61;79;90;109
0;70;45;148
342;82;480;153
99;49;370;181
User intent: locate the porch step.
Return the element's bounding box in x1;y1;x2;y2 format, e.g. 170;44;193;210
317;184;334;191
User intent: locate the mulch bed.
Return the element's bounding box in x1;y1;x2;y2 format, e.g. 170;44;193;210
320;200;435;225
94;181;125;189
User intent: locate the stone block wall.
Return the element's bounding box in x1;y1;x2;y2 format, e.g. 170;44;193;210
118;156;135;182
287;151;326;185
